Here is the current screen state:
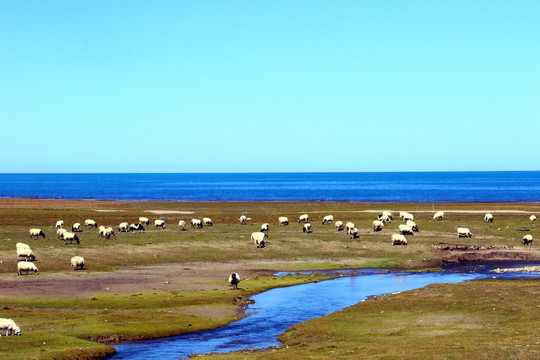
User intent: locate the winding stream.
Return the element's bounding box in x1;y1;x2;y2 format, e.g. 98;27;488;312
109;262;539;359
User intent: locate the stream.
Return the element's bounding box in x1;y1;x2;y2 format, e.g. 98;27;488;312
109;262;539;359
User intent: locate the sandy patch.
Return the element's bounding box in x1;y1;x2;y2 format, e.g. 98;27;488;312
145;210;194;215
94;209;124;212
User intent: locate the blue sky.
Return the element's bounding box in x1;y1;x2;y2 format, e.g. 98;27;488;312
1;1;539;173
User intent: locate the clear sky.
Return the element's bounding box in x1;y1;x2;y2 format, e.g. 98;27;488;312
1;1;539;173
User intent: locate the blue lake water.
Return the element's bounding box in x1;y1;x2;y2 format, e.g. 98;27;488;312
1;172;540;202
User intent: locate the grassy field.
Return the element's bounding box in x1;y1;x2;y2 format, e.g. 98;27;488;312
0;199;539;359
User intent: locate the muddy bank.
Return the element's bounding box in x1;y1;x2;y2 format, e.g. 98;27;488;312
436;245;540;264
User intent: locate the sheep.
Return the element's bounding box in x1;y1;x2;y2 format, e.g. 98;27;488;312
345;222;355;234
378;214;391;224
399;224;414;235
522;234;533;246
62;232;80;245
260;223;269;234
303;222;313;233
154;220;166;229
484;213;494;223
72;223;81;232
298;214;309;223
457;227;473;238
335;220;344;231
203;217;213;226
278;216;289;226
17;261;38;275
139;217;150;225
0;318;21;336
57;228;67;239
118;222;129;232
29;228;46;239
322;215;334;224
402;212;414;221
84;219;97;228
129;223;145;232
55;220;64;229
191;219;203;229
372;220;384;232
406;220;419;232
251;232;266;248
391;234;408;246
433;211;445;221
16;243;35;262
349;227;359;239
239;215;247;224
178;220;187;231
71;256;85;270
228;273;240;290
529;215;536;222
382;211;393;220
99;226;115;239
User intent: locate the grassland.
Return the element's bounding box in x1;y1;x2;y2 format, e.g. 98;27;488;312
0;199;539;359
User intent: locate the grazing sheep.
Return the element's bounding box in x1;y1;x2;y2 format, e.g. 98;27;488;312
349;227;359;239
129;223;145;232
345;222;355;234
399;224;414;235
484;213;494;223
203;217;213;226
191;219;203;229
17;261;38;275
99;226;115;239
391;234;408;246
154;220;166;229
239;215;247;225
529;215;536;222
0;318;21;336
303;222;312;233
251;232;266;248
372;220;384;232
62;232;80;245
457;227;473;238
378;214;391;224
71;256;85;270
260;223;269;234
433;211;445;221
139;217;150;225
16;243;35;262
406;220;419;232
382;211;393;220
228;273;240;290
278;216;289;226
84;219;97;228
298;214;309;223
402;212;414;221
29;228;46;239
72;223;81;232
55;220;64;229
57;228;67;239
335;220;344;231
322;215;334;224
522;234;533;246
178;220;187;231
118;222;129;232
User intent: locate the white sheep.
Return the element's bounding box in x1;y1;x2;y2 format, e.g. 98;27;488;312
29;228;46;239
139;217;150;225
16;243;35;262
84;219;97;228
0;318;21;336
99;226;115;239
457;227;473;238
55;220;64;229
260;223;269;233
522;234;533;246
391;234;408;246
178;220;187;231
191;219;203;229
118;222;129;232
345;222;355;234
484;213;493;223
62;232;80;245
433;211;445;221
322;215;334;224
335;220;344;231
349;227;359;239
402;212;414;221
251;232;266;248
406;220;419;232
382;211;393;220
72;223;81;232
203;217;213;226
129;223;145;232
154;220;166;229
71;256;85;270
239;215;247;224
57;228;67;239
372;220;384;232
278;216;289;226
529;215;536;222
399;224;414;235
378;214;391;224
228;273;240;290
298;214;309;223
17;261;38;275
303;222;312;233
